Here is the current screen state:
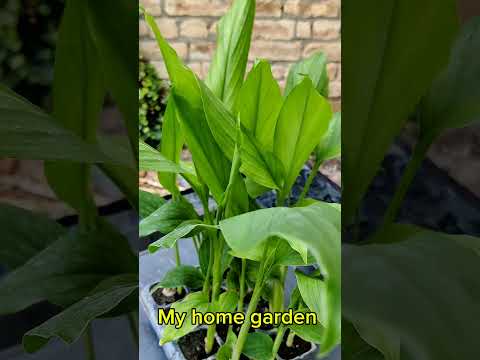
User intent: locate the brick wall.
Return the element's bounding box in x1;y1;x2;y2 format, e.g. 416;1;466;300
140;0;341;109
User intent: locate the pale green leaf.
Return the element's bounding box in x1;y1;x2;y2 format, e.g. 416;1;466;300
206;0;256;110
160;292;209;345
274;78;332;195
242;332;274;360
156;265;204;290
139;140;192;174
139;190;166;219
316;112;341;163
285;51;329;97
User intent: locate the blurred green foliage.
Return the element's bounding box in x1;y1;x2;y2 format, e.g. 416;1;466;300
138;58;168;148
0;0;64;106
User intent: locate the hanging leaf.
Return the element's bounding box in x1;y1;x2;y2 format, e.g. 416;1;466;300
342;0;459;223
420;16;480;137
316;112;341;163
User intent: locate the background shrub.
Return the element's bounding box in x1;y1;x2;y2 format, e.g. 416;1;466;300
138;58;168;148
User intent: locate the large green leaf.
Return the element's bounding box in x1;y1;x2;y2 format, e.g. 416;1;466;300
316;112;341;163
160;292;210;345
139;198;198;237
295;271;326;327
288;311;324;345
421;16;480;137
139;140;192;174
273;78;332;195
342;0;459;223
343;225;480;360
206;0;255;110
342;320;384;360
86;0;138;155
219;203;340;354
45;0;104;222
23;274;137;353
234;61;282;151
0;85;104;162
0;204;65;269
139;190;166;219
145;13;230;202
0;219;136;315
159;96;183;196
285;51;329;97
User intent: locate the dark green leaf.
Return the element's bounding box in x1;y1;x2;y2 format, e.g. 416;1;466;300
0;219;136;315
343;225;480;360
342;0;459;222
139;190;166;219
0;204;65;269
86;0;138;155
23;274;137;353
421;16;480;136
44;0;104;221
0;85;104;162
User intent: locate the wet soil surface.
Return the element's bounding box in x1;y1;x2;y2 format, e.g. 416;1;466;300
178;329;219;360
278;336;313;359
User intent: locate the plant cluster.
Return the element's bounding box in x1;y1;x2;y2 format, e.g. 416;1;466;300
139;57;168;148
139;0;341;359
0;0;138;357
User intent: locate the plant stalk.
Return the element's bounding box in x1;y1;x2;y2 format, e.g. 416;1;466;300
238;258;247;311
84;324;96;360
205;233;225;354
175;242;183;295
297;157;322;205
271;325;286;360
381;133;434;230
232;257;269;360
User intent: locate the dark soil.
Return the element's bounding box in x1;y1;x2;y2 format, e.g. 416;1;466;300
278;336;313;359
178;329;219;360
150;286;185;306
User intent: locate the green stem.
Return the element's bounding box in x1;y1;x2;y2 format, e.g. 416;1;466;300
238;258;247;311
297;157;322;205
271;325;286;360
84;324;96;360
193;235;200;258
272;267;287;312
276;190;286;207
232;257;269;360
381;133;434;230
128;312;139;346
205;233;224;354
175;242;183;295
202;234;214;295
286;329;296;347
